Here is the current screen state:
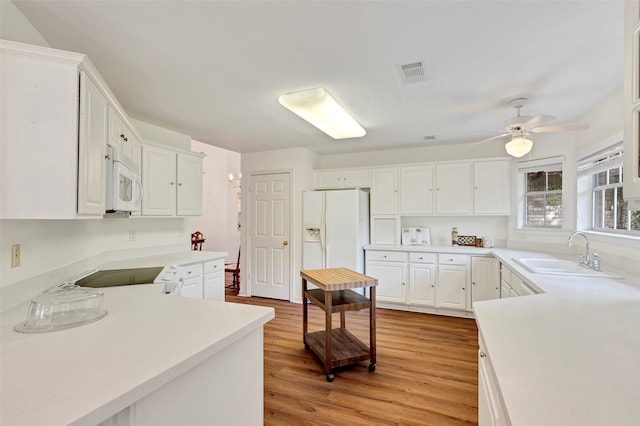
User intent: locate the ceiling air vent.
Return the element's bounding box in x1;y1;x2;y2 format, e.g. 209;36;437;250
399;61;426;84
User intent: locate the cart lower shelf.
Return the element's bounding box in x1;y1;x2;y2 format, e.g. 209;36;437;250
304;328;374;380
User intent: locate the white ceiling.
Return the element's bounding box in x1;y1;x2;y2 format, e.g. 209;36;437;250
13;0;624;155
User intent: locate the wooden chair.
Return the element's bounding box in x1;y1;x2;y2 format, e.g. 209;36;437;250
191;231;205;251
225;247;240;289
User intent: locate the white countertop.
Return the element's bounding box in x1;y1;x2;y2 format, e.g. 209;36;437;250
1;252;274;426
475;248;640;425
365;244;494;255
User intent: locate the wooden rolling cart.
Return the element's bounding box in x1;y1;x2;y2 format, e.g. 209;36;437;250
301;267;377;382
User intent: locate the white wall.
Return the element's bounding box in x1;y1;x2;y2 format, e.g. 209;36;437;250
240;147;319;302
190;140;241;261
0;0;49;47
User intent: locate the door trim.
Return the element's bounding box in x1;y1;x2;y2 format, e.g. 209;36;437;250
243;169;294;301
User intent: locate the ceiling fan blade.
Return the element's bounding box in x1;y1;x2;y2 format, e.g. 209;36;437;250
521;114;556;129
531;123;590;133
470;133;510;146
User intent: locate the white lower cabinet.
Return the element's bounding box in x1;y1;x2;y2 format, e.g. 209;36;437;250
178;263;204;299
500;263;538;298
436;254;469;310
479;336;508;426
366;251;407;304
408;252;437;306
471;256;500;306
204;259;225;301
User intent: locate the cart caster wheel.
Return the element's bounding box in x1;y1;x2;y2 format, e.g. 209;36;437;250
368;363;376;372
304;343;310;350
326;373;335;382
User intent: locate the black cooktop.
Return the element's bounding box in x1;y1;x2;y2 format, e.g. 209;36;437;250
75;267;165;288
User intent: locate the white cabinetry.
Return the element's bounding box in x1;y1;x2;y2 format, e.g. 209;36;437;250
623;0;640;208
371;168;399;215
365;250;407;304
407;252;436;306
471;256;500;306
478;335;509;426
314;168;370;189
499;263;537;298
473;159;510;215
77;71;109;216
1;40;110;219
179;263;203;299
400;165;434;215
204;259;225;301
108;106;141;169
436;254;469;310
141;144;203;216
435;163;472;214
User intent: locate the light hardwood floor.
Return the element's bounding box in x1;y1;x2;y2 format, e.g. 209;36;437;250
224;275;479;425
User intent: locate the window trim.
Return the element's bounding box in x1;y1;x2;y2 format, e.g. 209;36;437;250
517;155;565;229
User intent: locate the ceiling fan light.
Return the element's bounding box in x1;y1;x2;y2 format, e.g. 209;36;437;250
278;88;366;139
505;135;533;157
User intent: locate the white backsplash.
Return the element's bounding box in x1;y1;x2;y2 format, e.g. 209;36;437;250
400;216;508;247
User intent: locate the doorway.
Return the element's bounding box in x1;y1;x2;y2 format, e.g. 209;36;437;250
248;172;291;300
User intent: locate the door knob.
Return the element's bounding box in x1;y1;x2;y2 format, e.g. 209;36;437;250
283;241;289;246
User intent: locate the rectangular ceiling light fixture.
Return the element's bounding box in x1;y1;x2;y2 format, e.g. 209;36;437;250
278;88;366;139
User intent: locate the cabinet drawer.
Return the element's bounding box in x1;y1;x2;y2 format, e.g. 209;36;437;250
204;259;224;274
438;254;468;265
409;252;436;263
180;263;203;278
366;250;407;262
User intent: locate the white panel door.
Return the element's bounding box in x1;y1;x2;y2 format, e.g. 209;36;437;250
251;173;290;300
471;256;500;306
371;168;398;214
400;165;434;214
142;145;175;216
367;261;406;304
436;264;467;310
474;160;510;215
435;163;472;214
77;72;108;215
176;152;203;216
408;263;436;306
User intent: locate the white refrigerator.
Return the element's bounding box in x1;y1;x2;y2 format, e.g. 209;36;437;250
302;189;369;273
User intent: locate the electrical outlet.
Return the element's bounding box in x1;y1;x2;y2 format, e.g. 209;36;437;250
11;244;20;268
129;230;136;241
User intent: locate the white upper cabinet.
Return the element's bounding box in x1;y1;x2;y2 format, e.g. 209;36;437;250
473;159;510;215
314;168;370;189
435;162;472;214
77;71;109;216
371;168;399;214
141;144;203;216
400;165;434;215
623;1;640;208
108;106;141;171
0;40;110;219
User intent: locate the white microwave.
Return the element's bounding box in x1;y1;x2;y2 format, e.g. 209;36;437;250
106;146;142;213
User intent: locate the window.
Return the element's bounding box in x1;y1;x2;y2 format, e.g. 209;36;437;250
579;143;640;234
523;165;563;227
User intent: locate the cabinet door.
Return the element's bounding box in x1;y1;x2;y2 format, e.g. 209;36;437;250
142;145;176;216
77;72;108;215
437;264;467;310
176;152;203;216
408;263;436;306
371;168;398;214
435;163;472;214
315;170;344;188
108;105;124;151
478;347;508;426
623;0;640;207
471;257;500;306
400;165;434;214
204;271;224;301
343;169;370;188
474;160;510;215
367;261;406;303
180;276;203;299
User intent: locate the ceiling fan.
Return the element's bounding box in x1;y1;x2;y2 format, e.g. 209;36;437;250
473;98;590;157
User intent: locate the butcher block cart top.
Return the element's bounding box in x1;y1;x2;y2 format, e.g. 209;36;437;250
300;268;378;382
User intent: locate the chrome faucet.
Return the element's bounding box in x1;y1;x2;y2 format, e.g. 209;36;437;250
567;231;601;271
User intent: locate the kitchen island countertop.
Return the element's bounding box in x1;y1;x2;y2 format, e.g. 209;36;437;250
1;277;274;425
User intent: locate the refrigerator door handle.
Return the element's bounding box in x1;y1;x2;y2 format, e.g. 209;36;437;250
320;199;327;269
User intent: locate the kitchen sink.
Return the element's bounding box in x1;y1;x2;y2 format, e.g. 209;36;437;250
512;258;624;279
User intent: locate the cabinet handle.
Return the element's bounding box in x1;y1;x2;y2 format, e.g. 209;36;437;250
105;154;111;160
419;257;423;260
472;281;476;285
402;282;405;286
170;182;175;186
480;351;487;358
178;182;183;186
383;255;387;258
120;134;125;139
124;137;128;142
